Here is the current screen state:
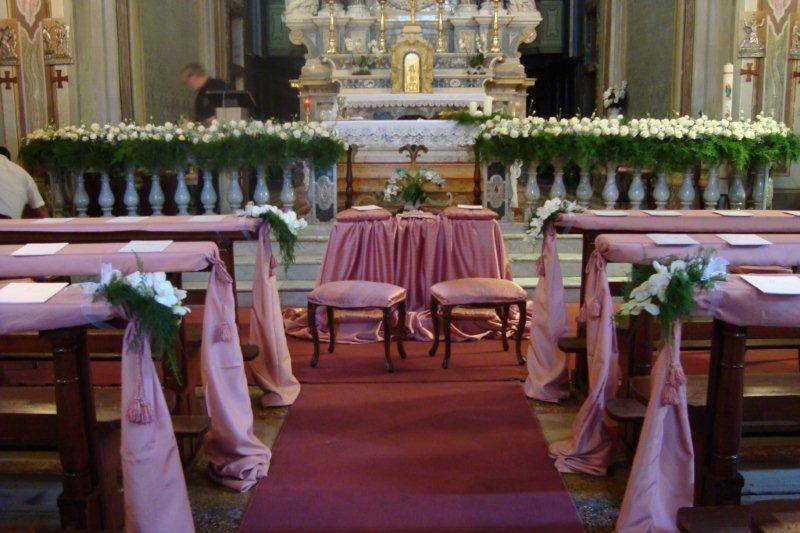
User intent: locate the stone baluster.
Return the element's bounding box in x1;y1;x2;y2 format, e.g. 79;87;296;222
729;170;747;209
575;165;593;207
678;168;695;209
148;172;165;215
306;161;318;224
627;167;645;209
174;169;191;215
601;162;619;209
703;166;721;210
253;165;270;206
653;171;670;209
73;169;90;217
47;171;65;217
550;160;567;199
524;163;540;221
281;165;296;212
227;169;244;211
751;163;769;209
200;167;217;214
123;166;139;215
98;171;115;217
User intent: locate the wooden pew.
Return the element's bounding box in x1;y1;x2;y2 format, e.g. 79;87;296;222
678;498;800;532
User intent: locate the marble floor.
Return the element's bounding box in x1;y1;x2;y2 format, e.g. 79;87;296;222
1;378;798;532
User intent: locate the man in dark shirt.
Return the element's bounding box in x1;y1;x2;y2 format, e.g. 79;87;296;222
180;62;227;124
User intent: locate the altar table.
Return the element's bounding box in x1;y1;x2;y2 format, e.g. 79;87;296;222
0;284;195;531
285;206;515;343
617;275;800;532
0;215;300;407
546;233;800;477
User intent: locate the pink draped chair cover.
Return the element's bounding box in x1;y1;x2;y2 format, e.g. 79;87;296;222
0;242;272;490
524;224;570;402
284;207;517;343
0;285;195;532
548;250;619;475
616;322;693;533
248;224;302;407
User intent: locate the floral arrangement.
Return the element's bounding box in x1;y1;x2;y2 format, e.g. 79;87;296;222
461;32;488;74
94;264;190;385
383;167;445;208
20;119;348;172
527;198;584;240
344;37;381;75
476;114;800;171
443;104;508;125
618;253;728;331
602;81;628;110
242;202;308;267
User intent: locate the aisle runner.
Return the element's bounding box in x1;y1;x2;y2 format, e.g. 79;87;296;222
239;381;583;532
289;339;529;384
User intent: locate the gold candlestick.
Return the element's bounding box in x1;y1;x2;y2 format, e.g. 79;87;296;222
490;0;501;53
436;0;447;52
378;0;387;52
326;0;337;54
410;0;417;25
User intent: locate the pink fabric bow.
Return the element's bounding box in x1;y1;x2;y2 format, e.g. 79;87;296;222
617;321;694;532
549;249;618;475
524;223;570;402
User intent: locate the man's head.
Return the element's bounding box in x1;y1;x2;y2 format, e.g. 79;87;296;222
181;62;208;91
0;146;10;159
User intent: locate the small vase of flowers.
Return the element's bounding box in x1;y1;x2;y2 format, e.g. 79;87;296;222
383;166;445;210
345;37;380;75
603;81;628;118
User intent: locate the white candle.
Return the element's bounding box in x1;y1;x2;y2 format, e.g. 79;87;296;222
722;63;733;119
484;96;494;115
468;101;479;114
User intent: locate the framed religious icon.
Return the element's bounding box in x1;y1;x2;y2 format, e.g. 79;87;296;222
390;32;433;93
0;19;20;66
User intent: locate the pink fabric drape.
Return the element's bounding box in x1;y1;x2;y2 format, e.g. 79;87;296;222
548;250;618;475
616;323;694;533
120;319;195;532
524;224;569;402
202;252;271;491
248;225;301;407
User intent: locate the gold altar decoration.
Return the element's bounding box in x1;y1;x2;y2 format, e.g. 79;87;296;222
390;29;434;93
0;19;20;66
436;0;446;53
326;0;337;54
378;0;387;52
42;18;72;65
490;0;501;53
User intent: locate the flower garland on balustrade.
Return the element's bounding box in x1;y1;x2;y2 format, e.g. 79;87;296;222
93;264;190;423
242;202;308;267
19;119;348;172
527;198;584;241
475;114;800;171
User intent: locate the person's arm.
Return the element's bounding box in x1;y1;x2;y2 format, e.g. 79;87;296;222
36;205;49;218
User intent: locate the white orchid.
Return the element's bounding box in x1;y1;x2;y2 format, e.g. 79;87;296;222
95;265;190;318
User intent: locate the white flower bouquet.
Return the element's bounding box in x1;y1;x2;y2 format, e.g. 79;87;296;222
527;198;584;241
242;202;308;267
383;167;445;208
602;81;628;109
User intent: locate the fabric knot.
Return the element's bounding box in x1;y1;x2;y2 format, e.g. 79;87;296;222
206;253;234;284
535;255;546;277
127;396;154;425
585;249;606;275
588;298;601;318
214;322;233;343
260;225;279;277
576;305;587;324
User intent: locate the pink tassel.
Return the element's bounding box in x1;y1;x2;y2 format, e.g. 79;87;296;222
661;361;687;406
127;396;154;425
214;322;233;343
576;306;587;324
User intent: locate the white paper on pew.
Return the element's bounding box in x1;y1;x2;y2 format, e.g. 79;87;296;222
647;234;700;246
784;211;800;217
12;242;68;256
741;275;800;295
591;210;629;217
0;282;68;304
190;214;227;222
457;204;484;210
119;240;173;253
107;216;148;223
33;217;74;224
352;205;381;211
714;210;754;217
716;234;772;246
643;210;681;217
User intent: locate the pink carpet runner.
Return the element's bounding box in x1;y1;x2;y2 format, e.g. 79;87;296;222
238;380;583;532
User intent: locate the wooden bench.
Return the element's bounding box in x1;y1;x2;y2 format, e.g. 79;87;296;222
678;498;800;533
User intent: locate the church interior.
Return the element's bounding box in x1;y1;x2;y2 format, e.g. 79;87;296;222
2;1;800;532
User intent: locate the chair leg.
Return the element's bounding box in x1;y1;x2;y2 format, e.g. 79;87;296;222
442;305;453;369
308;302;320;367
396;301;407;360
428;296;440;357
515;301;527;365
382;307;395;373
500;305;510;352
326;306;336;353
